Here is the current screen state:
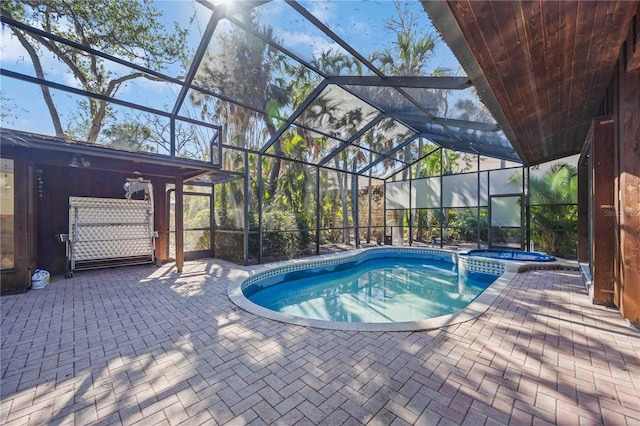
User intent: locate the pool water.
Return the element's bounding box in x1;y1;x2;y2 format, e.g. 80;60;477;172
462;249;555;262
247;258;497;324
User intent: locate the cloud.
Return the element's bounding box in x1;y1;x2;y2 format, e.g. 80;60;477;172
349;17;371;36
307;0;337;24
279;29;344;60
1;29;30;62
254;0;288;20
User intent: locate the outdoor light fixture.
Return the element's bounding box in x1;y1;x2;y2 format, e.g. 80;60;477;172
69;155;91;168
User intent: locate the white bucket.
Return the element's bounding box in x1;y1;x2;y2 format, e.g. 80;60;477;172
31;269;50;290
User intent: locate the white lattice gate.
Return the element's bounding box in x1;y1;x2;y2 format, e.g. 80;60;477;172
67;196;156;274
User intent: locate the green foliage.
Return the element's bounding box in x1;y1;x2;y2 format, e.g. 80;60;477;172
526;163;578;258
261;210;307;260
455;93;493;123
0;92;20;126
215;180;244;230
530;204;578;258
448;208;488;241
102;122;155;152
5;0;188;65
4;0;508;261
372;1;437;76
529;164;578;204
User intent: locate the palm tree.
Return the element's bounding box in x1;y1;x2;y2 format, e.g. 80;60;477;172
190;12;291;197
510;163;578;257
529;163;578;205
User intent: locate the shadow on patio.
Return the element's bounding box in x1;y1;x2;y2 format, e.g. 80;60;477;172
1;260;639;424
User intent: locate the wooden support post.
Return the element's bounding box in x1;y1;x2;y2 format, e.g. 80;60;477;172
591;117;615;306
152;177;167;264
0;158;31;293
175;172;184;273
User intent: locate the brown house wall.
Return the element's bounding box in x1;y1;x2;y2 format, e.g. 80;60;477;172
35;165;160;274
615;24;640;322
36;166;166;274
0;152;172;294
576;9;640;323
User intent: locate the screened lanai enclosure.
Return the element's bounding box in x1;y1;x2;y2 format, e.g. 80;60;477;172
0;0;579;268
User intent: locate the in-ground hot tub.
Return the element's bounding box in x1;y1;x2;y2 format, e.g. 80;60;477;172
460;249;555;262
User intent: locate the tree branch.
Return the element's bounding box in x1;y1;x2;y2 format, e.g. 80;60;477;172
10;27;65;137
105;72;145;95
28;32;89;88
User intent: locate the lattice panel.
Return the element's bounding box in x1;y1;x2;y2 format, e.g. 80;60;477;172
70;197;151;225
73;239;152;261
69;196;154;263
74;224;151;242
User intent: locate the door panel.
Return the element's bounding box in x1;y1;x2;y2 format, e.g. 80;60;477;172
167;190;213;260
489;194;523;249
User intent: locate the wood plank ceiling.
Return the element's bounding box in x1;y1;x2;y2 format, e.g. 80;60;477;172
423;1;639;166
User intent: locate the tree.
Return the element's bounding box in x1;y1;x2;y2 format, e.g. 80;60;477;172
190;9;298;201
528;163;578;205
102;122;155;152
455;97;493;123
511;163;578;258
0;0;188;142
373;1;437;76
0;93;21;126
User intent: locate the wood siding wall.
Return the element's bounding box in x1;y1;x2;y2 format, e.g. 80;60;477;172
577;156;589;263
36;167;172;274
0;154;172;294
616;15;640;322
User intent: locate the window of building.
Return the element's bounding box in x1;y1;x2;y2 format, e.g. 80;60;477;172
0;158;14;269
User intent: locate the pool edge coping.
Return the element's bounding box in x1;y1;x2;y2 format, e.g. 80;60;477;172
227;247;578;332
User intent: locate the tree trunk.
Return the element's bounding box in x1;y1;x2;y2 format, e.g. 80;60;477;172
87;99;108;143
265;126;282;202
351;161;359;247
335;157;350;245
14;29;64;137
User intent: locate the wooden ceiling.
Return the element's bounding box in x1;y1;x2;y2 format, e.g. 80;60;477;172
424;1;639;166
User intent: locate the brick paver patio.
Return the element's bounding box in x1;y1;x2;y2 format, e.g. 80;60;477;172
1;260;639;425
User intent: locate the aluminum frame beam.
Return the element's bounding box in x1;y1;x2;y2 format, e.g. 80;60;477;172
326;75;472;90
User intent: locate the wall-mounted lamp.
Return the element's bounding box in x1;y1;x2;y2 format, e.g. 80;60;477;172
69;155;91;168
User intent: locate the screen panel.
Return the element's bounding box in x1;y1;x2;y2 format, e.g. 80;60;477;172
490;196;521;227
442;173;479;208
412;177;441;209
489;168;523;195
385;181;410;209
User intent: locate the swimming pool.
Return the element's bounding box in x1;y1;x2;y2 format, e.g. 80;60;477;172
246;257;495;324
229;247;514;331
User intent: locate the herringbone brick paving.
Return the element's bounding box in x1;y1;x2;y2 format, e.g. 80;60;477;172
1;260;639;425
